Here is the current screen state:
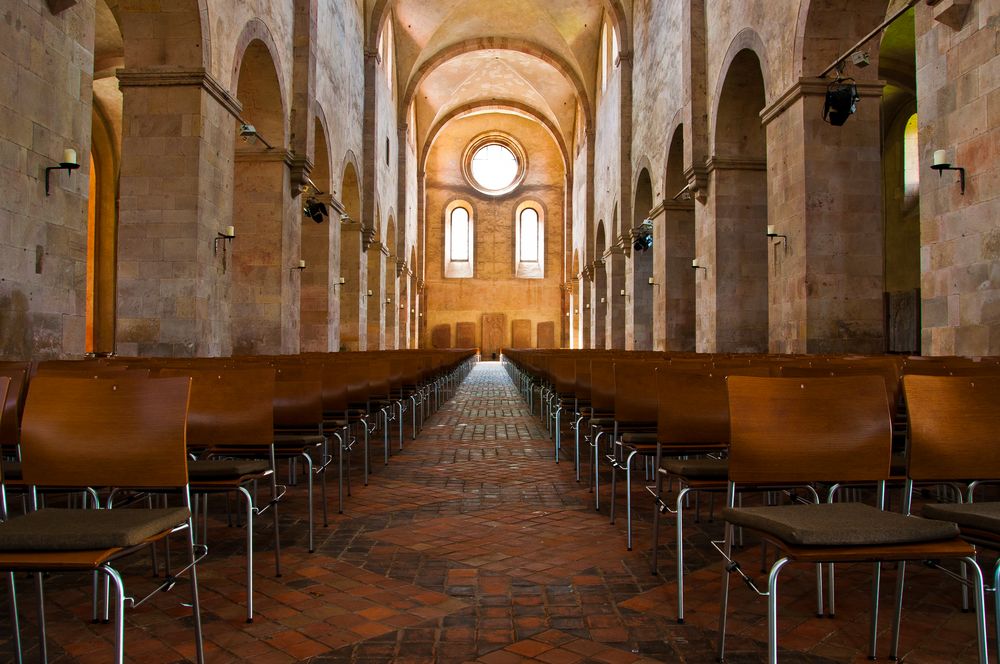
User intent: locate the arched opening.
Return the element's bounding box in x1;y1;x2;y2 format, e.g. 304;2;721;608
87;0;123;355
384;215;398;349
366;206;384;350
663;126;695;351
631;169;653;350
230;39;287;355
300;118;332;352
339;160;362;351
880;7;920;353
711;49;768;352
608;204;626;349
593;222;608;349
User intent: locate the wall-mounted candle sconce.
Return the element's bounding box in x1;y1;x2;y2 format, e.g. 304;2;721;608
691;258;707;274
292;259;306;272
619;289;627;297
385;297;392;304
766;225;788;247
585;303;590;309
411;308;415;314
600;297;606;303
366;289;373;297
214;226;235;272
931;149;966;195
647;277;656;285
45;148;80;196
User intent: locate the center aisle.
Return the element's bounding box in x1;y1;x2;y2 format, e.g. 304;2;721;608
312;361;678;663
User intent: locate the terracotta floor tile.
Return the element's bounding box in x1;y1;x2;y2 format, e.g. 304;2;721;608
2;363;988;663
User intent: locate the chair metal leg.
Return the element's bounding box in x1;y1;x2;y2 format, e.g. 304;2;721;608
7;572;22;664
574;415;584;482
270;446;282;578
300;451;314;553
335;431;344;514
102;566;125;664
237;486;255;622
625;449;638;551
593;430;604;511
716;524;734;661
766;558;791;664
182;491;206;664
319;439;329;527
676;486;691;623
34;572;47;662
869;561;883;659
554;406;561;463
827;563;836;617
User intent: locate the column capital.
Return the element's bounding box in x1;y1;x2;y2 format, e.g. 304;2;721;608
117;67;242;119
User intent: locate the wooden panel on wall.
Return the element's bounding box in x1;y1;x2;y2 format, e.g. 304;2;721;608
455;321;476;348
511;319;532;349
536;321;555;348
431;324;451;349
482;313;505;358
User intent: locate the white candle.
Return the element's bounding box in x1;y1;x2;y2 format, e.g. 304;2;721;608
62;148;77;165
933;150;948;167
224;225;235;238
298;259;306;269
767;225;776;236
692;259;699;268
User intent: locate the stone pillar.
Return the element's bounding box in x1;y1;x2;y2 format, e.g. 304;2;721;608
661;200;696;351
579;268;592;349
606;245;627;349
116;69;240;357
762;79;885;354
591;260;607;348
339;220;367;351
366;240;386;350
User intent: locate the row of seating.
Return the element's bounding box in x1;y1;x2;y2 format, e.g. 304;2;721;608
503;348;1000;664
0;349;476;663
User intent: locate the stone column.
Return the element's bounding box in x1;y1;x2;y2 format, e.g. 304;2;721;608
590;260;607;348
339;220;367;351
762;78;885;354
606;244;627;349
661;200;696;351
579;267;592;349
116;68;240;357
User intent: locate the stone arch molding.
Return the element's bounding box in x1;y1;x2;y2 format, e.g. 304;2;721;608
229;18;290;146
106;0;212;70
709;28;772;156
402;37;594;127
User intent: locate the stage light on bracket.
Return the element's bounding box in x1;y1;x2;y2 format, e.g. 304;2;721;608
303;198;328;223
823;78;860;126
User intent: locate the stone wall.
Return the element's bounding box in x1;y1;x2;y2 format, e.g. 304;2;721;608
916;0;999;356
0;1;94;359
422;113;564;351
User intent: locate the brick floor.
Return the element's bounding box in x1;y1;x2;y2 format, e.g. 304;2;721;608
0;361;989;662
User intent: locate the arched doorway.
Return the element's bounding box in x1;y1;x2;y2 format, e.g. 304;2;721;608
339;160;362;351
593;222;608;349
631;169;653;350
711;49;768;353
880;7;919;353
300;117;332;352
231;39;289;355
384;215;397;349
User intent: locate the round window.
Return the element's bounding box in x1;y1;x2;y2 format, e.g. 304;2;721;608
463;134;526;196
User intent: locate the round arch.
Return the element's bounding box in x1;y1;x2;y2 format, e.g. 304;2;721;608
229;19;289;147
709;28;772;153
107;0;210;70
402;38;593;127
420;102;569;180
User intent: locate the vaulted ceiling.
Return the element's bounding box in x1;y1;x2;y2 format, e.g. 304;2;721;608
370;0;618;158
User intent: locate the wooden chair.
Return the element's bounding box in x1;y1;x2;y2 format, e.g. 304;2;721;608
159;367;279;623
648;369;744;623
607;360;661;550
901;374;1000;660
717;375;986;664
0;376;204;664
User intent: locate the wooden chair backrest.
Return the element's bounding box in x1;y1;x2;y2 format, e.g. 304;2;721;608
339;362;372;406
367;360;391;399
573;358;593;402
0;368;27;446
20;376;190;488
589;359;616;413
904;375;1000;481
159;368;274;447
549;357;576;396
727;376;891;484
613;361;659;424
780;365;897;415
319;362;350;412
658;370;729;445
273;379;324;429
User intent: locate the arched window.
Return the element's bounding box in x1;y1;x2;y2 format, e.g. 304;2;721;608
600;22;608;93
445;201;474;278
515;202;544;279
903;113;919;207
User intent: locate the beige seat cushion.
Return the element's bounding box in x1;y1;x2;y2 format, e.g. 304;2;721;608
273;434;325;447
661;458;728;480
188;459;270;480
0;507;190;551
922;502;1000;536
723;502;959;547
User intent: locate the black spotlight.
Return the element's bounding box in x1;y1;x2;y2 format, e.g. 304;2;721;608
303;198;328;224
632;219;654;252
823;79;859;126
